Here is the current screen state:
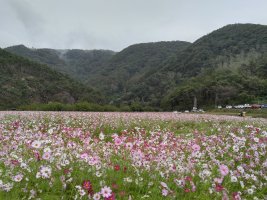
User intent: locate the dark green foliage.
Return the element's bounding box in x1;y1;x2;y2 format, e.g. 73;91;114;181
162;55;267;110
0;49;103;110
62;49;116;81
90;41;191;97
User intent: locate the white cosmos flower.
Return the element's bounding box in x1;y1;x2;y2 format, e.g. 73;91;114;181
262;131;267;137
79;189;86;196
99;132;105;140
251;174;257;181
247;188;254;195
126;142;133;150
237;166;244;174
93;193;101;200
95;163;101;170
42;152;51;160
124;177;132;183
40;166;52;179
231;176;238;182
233;145;239;152
36;172;41;179
96;171;102;177
13;174;23;182
240;181;244;188
254;138;259;143
43;147;51;153
31;140;42;148
48;129;53;134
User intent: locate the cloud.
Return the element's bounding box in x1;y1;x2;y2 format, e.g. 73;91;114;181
0;0;266;50
7;0;44;38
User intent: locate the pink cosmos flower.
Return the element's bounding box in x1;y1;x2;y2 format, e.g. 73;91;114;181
184;188;191;193
192;144;200;152
214;177;223;184
42;152;51;160
219;164;229;176
104;192;115;200
232;192;242;200
162;189;168;196
80;153;88;160
160;182;168;188
114;137;122;146
101;186;112;198
222;191;229;200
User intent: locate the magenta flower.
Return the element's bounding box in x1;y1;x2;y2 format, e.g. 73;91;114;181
104;192;115;200
82;180;93;194
215;184;224;192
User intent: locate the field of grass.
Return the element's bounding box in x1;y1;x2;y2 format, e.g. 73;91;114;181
0;112;266;200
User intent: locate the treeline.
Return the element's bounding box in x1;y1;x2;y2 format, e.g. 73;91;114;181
161;56;267;111
18;102;158;112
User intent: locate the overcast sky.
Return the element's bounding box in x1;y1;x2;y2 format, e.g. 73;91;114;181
0;0;266;51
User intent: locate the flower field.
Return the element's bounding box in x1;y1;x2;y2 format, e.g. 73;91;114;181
0;111;266;200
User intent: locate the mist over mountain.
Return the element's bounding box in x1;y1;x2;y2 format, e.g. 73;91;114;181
5;45;116;82
3;23;267;110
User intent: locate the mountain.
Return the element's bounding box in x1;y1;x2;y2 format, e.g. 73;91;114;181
86;41;191;98
163;23;267;75
61;49;115;81
5;45;115;82
5;41;191;102
4;23;267;110
0;49;103;109
119;24;267;108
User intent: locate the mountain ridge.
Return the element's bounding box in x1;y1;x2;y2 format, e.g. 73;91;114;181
3;23;267;110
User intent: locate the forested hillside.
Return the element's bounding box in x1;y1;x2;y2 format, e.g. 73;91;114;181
5;45;115;82
0;49;103;109
119;24;267;108
86;41;191;98
161;53;267;110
